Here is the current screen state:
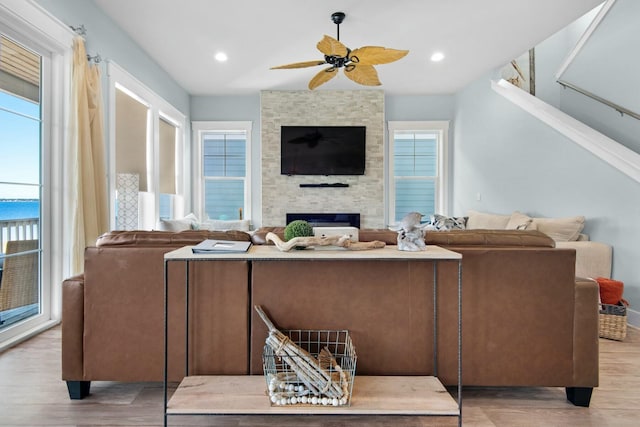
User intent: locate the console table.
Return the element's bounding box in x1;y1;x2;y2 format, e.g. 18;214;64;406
163;245;462;426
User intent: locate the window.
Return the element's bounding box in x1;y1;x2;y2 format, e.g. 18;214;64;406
158;117;178;220
193;122;252;221
387;121;449;224
108;63;186;229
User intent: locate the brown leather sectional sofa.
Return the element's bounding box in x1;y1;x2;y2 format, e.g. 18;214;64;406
62;228;599;406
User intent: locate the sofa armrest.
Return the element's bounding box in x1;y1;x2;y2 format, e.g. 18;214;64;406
572;277;599;387
556;241;612;278
62;274;84;380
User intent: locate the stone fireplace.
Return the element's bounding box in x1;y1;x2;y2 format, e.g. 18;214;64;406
260;90;385;228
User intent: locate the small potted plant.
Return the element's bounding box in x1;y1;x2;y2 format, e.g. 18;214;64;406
284;220;314;249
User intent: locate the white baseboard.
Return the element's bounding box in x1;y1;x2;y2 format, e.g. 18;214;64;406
627;307;640;328
0;319;59;354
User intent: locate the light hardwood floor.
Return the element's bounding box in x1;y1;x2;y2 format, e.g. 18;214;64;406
0;326;638;426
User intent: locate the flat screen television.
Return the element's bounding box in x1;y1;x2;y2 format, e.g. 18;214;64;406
280;125;366;175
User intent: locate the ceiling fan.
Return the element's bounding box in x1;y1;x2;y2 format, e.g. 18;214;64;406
271;12;409;90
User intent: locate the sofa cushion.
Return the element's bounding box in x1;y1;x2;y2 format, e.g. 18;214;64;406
156;213;199;231
532;216;585;242
428;214;467;230
505;211;534;230
96;230;251;247
425;229;555;247
358;229;398;244
466;210;511;229
199;218;251;231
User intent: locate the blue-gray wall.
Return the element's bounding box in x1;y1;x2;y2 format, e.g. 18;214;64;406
36;0;189;115
190;95;262;225
535;4;640;154
453;10;640;321
385;95;455;121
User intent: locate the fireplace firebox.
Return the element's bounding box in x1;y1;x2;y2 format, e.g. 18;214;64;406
286;213;360;228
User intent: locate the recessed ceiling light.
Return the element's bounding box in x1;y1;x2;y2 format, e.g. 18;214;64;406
214;52;228;62
430;52;445;62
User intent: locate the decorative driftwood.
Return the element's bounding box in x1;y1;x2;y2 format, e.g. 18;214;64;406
266;232;385;252
255;305;345;398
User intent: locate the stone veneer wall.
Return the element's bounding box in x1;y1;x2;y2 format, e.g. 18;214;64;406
261;90;385;228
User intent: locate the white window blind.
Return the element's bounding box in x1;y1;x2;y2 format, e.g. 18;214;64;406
388;121;449;224
193;121;252;221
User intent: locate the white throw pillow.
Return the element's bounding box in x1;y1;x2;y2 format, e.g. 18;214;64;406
199;218;251;231
506;211;534;230
531;215;585;242
466;210;510;229
156;213;199;231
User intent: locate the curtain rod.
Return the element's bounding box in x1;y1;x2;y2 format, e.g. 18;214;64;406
69;24;103;64
69;24;86;36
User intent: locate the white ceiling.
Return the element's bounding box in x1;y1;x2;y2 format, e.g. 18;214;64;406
94;0;603;96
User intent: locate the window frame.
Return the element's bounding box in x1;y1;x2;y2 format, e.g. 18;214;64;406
192;121;252;222
387;121;450;225
107;62;187;229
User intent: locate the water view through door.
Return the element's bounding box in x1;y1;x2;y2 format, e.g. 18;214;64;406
0;34;42;329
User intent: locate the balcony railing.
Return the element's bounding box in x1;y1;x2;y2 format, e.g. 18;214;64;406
0;218;39;255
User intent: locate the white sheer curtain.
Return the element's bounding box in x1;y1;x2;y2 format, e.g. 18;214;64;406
69;36;108;274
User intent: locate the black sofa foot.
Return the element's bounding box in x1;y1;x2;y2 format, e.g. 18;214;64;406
66;380;91;399
566;387;593;407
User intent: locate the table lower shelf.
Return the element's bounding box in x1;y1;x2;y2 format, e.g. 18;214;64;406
167;375;459;416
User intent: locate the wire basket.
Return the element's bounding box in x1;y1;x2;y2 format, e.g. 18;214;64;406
599;303;627;341
262;329;357;407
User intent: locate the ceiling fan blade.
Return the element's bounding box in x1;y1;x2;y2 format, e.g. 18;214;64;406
349;46;409;65
271;60;326;69
343;64;381;86
308;66;338;90
316;35;349;57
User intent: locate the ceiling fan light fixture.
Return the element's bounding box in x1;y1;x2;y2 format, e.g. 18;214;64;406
271;11;408;90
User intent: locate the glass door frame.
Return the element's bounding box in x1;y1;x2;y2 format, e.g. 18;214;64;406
0;0;74;350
